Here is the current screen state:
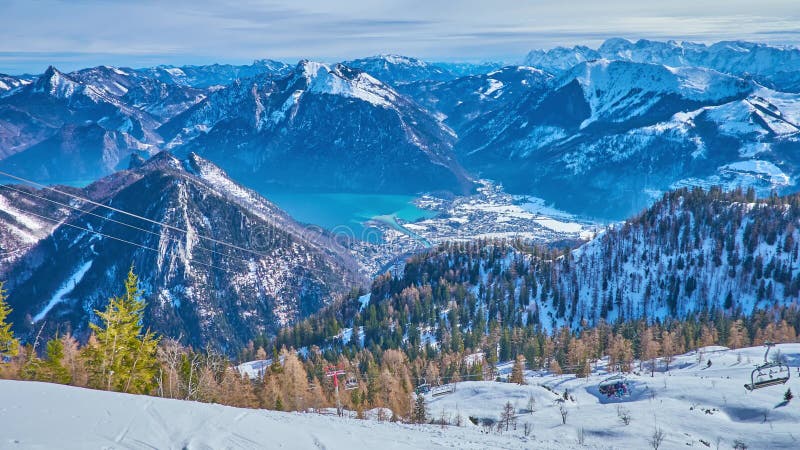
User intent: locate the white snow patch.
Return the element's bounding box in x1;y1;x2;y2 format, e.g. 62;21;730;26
32;260;93;323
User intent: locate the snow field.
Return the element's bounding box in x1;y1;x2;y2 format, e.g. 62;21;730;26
427;344;800;449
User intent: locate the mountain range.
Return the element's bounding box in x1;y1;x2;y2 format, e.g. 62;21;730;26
1;38;800;351
1;39;797;219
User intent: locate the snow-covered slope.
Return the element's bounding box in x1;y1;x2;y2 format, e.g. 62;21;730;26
3;344;797;449
563;60;753;127
0;73;32;96
427;344;800;449
0;380;534;450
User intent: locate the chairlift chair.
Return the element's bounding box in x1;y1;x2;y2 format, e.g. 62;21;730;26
415;378;431;395
598;374;631;398
744;342;790;391
344;375;359;391
430;382;456;397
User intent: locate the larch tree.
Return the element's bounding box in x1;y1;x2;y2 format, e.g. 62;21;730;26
641;328;661;377
510;354;526;384
0;281;20;359
83;267;160;394
727;320;747;349
661;331;677;372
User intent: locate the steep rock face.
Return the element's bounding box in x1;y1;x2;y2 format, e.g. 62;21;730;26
162;61;474;195
1;152;363;353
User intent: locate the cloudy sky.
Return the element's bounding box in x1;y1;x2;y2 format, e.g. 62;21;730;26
2;0;799;73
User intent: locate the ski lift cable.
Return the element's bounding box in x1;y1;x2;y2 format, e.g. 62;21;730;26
0;183;240;263
0;169;273;259
1;201;241;275
0;171;348;275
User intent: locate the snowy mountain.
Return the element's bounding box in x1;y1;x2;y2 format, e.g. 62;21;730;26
69;65;207;121
0;152;362;352
0;73;32;96
457;59;800;219
161;60;474;195
343;54;458;86
135;59;291;88
0;66;164;174
525;38;800;93
1;41;799;221
399;66;553;132
0;379;535;449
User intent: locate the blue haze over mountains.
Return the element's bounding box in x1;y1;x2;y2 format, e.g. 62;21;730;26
0;38;798;220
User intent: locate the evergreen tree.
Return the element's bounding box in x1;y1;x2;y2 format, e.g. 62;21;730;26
83;267;160;394
25;337;71;384
412;394;427;423
0;281;19;358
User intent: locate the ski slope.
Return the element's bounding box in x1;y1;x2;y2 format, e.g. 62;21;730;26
2;344;799;449
0;380;535;449
427;344;800;449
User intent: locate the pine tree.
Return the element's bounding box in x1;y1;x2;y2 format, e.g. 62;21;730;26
412;394;427;423
0;281;20;358
83;267;160;394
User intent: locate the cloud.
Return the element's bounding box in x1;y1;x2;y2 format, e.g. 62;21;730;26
0;0;798;73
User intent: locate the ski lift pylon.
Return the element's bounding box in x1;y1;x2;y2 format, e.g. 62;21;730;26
744;342;790;391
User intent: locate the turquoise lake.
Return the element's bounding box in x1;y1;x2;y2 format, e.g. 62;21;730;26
263;192;437;242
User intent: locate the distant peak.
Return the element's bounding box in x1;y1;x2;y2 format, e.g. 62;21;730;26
377;54;426;65
42;65;61;76
139;151;183;172
33;65;81;96
296;60;331;77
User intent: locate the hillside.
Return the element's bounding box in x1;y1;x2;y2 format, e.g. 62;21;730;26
0;380;534;450
162;60;474;195
0;152;362;352
3;344;799;449
269;187;800;358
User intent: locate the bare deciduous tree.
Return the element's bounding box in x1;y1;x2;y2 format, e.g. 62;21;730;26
500;401;516;431
617;405;631;425
649;427;665;450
